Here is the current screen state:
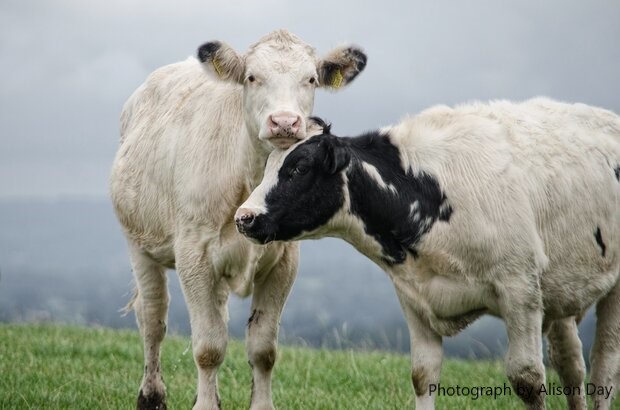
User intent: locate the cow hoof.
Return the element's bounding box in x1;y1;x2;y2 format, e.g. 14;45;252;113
137;389;167;410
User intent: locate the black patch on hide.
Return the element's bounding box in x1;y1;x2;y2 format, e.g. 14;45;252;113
243;120;453;266
344;131;452;264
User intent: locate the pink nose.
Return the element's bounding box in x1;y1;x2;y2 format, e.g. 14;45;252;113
269;111;301;136
234;208;256;231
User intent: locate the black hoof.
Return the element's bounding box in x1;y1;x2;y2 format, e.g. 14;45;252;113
137;389;167;410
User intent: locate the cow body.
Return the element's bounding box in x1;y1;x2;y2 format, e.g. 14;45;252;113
237;99;620;410
110;31;366;410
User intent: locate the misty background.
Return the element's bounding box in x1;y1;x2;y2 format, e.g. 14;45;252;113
1;1;619;360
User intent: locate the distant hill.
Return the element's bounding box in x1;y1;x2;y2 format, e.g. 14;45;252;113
0;199;596;359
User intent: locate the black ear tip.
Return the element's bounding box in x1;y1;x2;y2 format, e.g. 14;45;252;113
347;47;367;65
197;41;221;62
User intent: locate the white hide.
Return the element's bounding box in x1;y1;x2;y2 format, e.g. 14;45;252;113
242;97;620;410
110;30;366;410
367;98;620;410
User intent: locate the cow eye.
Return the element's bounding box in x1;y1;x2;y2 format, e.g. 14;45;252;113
292;165;310;176
248;75;256;83
308;77;316;84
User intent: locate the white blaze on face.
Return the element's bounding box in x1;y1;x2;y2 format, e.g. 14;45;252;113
238;147;291;216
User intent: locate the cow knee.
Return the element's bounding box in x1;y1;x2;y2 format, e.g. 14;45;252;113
507;363;545;407
194;342;226;370
248;344;277;372
411;366;429;397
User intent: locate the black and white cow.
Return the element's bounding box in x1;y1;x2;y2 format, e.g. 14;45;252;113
236;99;620;410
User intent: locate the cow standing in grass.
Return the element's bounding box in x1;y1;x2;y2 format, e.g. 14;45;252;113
110;30;367;410
236;99;620;410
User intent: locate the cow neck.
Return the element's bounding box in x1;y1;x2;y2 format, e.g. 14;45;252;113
243;127;273;191
341;132;452;266
343;139;409;265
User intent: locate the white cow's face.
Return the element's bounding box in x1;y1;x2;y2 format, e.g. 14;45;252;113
197;30;367;149
241;44;317;148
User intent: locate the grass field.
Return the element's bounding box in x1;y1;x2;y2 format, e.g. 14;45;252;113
0;324;616;409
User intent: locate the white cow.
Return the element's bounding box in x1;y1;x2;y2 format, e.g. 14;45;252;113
236;99;620;410
110;30;367;410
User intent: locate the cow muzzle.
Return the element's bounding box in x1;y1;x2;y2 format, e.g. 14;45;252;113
266;111;304;149
234;208;275;244
234;208;256;233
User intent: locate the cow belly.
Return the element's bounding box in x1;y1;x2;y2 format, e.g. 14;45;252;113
389;264;497;336
541;266;620;319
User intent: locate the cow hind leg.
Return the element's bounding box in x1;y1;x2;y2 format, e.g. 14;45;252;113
546;316;586;410
129;242;169;410
246;248;298;410
589;279;620;410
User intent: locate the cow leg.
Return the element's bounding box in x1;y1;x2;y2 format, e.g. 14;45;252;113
129;241;169;410
546;317;586;410
246;246;298;410
395;292;442;410
176;239;229;410
497;281;546;410
589;279;620;410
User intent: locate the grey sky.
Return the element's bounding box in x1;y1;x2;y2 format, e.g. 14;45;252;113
1;1;619;198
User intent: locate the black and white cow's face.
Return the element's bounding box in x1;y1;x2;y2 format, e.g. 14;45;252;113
237;118;455;265
197;30;367;149
235;119;349;243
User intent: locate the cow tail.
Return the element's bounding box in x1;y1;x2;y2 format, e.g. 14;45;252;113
120;286;139;316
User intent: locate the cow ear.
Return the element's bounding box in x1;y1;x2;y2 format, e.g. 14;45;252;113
307;116;332;137
322;137;350;174
197;41;245;84
318;45;367;90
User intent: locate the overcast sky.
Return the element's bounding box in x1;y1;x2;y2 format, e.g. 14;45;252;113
1;0;619;199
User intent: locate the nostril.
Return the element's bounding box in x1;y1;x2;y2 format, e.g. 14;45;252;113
235;211;255;230
241;213;255;225
269;116;279;129
292;117;301;129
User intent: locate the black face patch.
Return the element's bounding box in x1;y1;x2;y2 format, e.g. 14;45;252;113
243;135;349;243
243;125;452;266
345;131;452;265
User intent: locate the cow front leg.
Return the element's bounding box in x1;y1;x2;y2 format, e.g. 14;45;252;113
589;279;620;410
546;317;586;410
247;245;298;410
176;241;229;410
497;281;546;409
395;292;442;410
129;241;169;410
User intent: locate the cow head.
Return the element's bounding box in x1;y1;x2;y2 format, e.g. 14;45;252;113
234;117;350;243
197;30;367;149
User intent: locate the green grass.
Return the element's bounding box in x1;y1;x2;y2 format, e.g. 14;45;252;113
0;324;617;409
